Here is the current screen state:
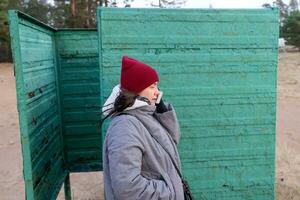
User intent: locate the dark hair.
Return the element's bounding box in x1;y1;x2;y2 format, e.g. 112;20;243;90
100;89;137;125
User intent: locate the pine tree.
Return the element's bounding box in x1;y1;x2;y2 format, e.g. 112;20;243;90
49;0;68;28
274;0;289;25
289;0;299;12
159;0;186;8
0;0;9;43
282;11;300;50
22;0;52;24
146;0;186;8
0;0;22;62
65;0;101;28
108;0;134;8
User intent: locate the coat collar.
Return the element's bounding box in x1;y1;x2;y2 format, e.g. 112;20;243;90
102;84;153;117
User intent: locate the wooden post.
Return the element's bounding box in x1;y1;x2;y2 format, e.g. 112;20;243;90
64;174;72;200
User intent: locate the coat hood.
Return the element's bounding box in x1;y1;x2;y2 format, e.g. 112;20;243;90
102;84;150;117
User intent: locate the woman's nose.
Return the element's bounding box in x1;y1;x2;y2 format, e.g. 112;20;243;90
154;89;159;97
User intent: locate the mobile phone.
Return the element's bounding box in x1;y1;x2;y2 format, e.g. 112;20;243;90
156;91;163;104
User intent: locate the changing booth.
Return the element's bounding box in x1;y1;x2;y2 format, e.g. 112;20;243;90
9;7;279;199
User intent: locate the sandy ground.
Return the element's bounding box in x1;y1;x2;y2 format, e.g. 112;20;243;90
0;52;299;199
276;52;300;199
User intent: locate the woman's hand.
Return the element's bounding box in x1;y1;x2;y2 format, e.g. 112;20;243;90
155;98;168;113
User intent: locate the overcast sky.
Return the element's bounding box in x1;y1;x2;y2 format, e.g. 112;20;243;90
48;0;292;8
130;0;290;8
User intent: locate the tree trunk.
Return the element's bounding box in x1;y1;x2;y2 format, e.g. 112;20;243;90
85;0;90;27
70;0;76;17
70;0;76;27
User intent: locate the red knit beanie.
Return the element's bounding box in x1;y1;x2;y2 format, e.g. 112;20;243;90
120;56;159;94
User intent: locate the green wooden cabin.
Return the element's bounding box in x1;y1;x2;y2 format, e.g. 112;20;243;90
8;7;279;200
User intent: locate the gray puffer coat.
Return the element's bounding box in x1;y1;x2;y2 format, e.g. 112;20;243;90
102;86;184;200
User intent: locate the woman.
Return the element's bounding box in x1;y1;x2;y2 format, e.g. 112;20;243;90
102;56;184;200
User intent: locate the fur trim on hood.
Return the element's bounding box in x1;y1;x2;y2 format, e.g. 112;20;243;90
102;84;149;117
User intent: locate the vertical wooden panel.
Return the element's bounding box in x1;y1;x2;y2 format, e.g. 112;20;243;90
55;30;102;172
98;8;278;199
8;10;67;200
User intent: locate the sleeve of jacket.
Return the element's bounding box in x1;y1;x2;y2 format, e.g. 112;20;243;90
107;116;173;200
154;103;181;144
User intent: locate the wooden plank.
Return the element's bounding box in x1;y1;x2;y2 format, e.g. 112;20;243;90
26;94;58;124
56;30;101;171
101;8;278;22
98;8;278;199
34;157;65;200
8;10;35;200
32;137;62;189
62;96;101;109
9;11;65;200
23;69;56;93
62;111;99;122
30;116;60;166
67;149;101;165
65;136;101;150
179;147;274;162
61;70;99;81
61;83;100;95
64;123;100;136
102;53;278;64
180;124;274;138
27;104;58;138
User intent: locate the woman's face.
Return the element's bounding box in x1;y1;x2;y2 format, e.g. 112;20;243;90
138;82;159;105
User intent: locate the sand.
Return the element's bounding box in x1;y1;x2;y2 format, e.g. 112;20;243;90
276;52;300;199
0;63;24;200
0;52;299;199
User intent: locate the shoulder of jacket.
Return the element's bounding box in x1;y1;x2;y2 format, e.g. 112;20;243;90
106;115;147;144
109;114;143;131
112;114;137;123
